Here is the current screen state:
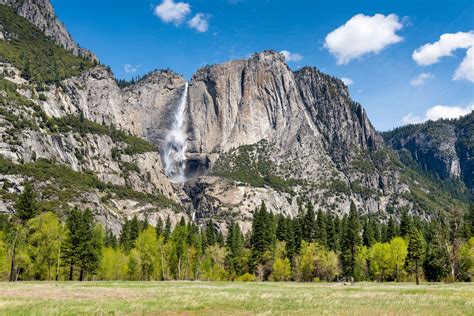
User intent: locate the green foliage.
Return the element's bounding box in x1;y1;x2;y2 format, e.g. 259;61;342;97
213;141;303;193
0;155;176;210
47;115;156;155
63;208;103;281
0;5;93;85
341;201;362;277
14;183;37;222
407;227;426;285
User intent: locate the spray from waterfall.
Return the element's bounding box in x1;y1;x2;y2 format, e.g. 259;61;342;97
162;82;189;183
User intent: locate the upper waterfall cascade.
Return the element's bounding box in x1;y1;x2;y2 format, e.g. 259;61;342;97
162;82;189;183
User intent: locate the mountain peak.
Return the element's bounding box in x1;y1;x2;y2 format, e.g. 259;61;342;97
0;0;97;61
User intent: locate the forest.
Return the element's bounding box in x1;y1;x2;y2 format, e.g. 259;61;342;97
0;183;472;283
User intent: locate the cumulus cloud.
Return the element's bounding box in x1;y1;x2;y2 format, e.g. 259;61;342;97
280;50;303;62
188;13;209;32
124;64;140;74
453;46;474;82
324;13;404;65
154;0;191;25
341;77;353;86
410;72;434;86
403;104;474;124
412;31;474;83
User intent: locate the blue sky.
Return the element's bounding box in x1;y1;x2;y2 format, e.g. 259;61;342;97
50;0;474;131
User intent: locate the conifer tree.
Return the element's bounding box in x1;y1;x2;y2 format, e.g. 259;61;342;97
15;183;37;222
302;202;316;242
63;209;103;281
164;215;172;242
156;217;164;237
341;201;362;277
386;216;398;241
315;209;327;248
400;210;413;237
407;227;426;285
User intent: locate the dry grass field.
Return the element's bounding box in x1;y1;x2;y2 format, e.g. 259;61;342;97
0;281;472;315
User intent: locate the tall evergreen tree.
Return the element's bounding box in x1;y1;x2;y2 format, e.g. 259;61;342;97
341;201;362;277
386;216;398;241
315;209;327;248
156;217;164;238
400;210;413;237
407;227;426;285
15;183;37;222
164;215;172;242
63;208;103;281
302;202;316;242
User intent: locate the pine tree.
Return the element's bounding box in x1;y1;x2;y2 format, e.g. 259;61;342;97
386;216;397;241
156;217;164;238
250;201;276;270
362;218;373;247
407;227;426;285
302;202;316;242
15;183;37;222
225;221;244;277
341;201;362;277
130;215;140;244
276;214;288;242
315;209;327;248
120;220;132;252
206;220;217;246
63;208;103;281
164;215;172;242
400;210;413;237
326;214;338;251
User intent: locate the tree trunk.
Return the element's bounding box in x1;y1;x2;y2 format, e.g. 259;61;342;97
56;247;61;281
79;267;84;282
69;260;74;281
396;264;400;283
415;261;419;285
9;232;18;282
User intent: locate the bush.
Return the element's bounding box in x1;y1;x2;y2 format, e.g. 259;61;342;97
237;273;256;282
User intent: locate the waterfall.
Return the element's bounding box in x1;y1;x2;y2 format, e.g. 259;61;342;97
162;82;189;183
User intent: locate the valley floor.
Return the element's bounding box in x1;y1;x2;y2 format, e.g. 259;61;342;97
0;281;472;315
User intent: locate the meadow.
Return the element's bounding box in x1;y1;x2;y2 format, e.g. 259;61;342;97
0;281;472;315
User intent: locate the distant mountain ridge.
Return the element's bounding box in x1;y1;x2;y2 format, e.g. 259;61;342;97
383;112;474;194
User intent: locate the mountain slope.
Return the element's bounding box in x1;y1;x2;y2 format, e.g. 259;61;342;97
383;112;474;197
0;0;96;60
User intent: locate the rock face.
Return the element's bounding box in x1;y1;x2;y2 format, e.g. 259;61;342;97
183;52;407;224
0;0;469;234
0;0;96;60
383;112;474;191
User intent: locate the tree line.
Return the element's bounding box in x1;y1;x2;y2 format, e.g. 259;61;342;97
0;184;473;282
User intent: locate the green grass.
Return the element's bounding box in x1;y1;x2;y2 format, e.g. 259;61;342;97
0;281;472;315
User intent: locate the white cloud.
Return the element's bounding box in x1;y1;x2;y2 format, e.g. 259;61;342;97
410;72;434;86
280;50;303;62
324;13;404;65
341;77;353;86
154;0;191;25
124;64;140;74
453;46;474;82
412;31;474;83
403;104;474;124
188;13;209;32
